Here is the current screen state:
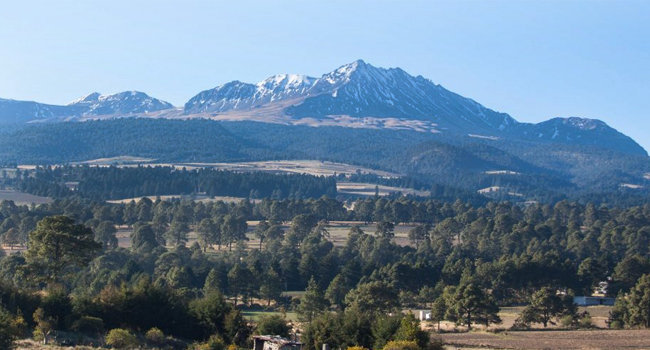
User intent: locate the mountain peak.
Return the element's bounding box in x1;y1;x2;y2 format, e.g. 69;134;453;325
514;116;646;155
257;74;316;88
68;92;101;105
558;116;607;130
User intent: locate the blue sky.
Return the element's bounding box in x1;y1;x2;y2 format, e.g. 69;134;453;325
1;0;648;151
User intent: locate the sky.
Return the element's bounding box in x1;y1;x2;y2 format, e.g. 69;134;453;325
1;0;648;151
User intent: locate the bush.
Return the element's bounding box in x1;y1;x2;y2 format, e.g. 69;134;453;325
383;340;420;350
145;327;165;344
559;315;576;328
72;316;104;335
191;334;226;350
347;347;369;350
105;328;138;349
609;320;624;329
428;337;444;350
255;315;290;338
578;314;593;328
0;307;18;349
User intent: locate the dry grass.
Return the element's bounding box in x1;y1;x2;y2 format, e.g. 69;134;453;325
439;329;650;350
72;155;155;165
107;194;252;204
337;182;430;197
0;190;52;205
175;160;400;178
15;339;99;349
115;221;420;250
66;158;400;178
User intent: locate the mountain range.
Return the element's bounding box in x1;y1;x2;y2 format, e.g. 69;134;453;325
1;59;644;156
1;60;648;202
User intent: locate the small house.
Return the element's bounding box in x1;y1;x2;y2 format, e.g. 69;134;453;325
253;336;302;350
417;310;431;321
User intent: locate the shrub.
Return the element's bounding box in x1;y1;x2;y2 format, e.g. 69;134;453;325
105;328;138;349
609;320;624;329
191;334;226;350
559;315;576;328
72;316;104;335
347;347;369;350
383;340;420;350
0;307;18;349
428;337;445;350
255;315;290;338
578;314;593;328
145;327;165;344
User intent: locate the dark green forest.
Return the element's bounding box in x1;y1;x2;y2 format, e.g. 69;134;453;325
0;193;648;348
1;119;649;205
15;166;337;200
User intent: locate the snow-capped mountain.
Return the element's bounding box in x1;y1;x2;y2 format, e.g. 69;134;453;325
0;91;173;123
185;59;516;132
0;60;645;156
68;91;173;116
289;60;516;131
184;74;316;114
181;59;645;155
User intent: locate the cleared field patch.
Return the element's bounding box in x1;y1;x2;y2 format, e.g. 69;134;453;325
427;306;611;334
484;170;520;175
0;168;19;179
73;155;155;165
620;183;644;189
0;190;52;205
74;159;400;178
440;329;650;350
115;221;419;250
178;160;400;178
107;195;252;204
477;186;524;197
337;182;430;197
242;310;299;322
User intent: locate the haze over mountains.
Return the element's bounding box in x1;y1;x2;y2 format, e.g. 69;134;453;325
1;60;648;203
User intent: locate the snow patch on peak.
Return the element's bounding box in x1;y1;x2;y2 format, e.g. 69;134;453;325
70;91;173;116
257;74;316;89
68;92;101;105
548;116;606;130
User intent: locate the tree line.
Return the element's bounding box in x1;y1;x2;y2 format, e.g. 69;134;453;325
16;165;337;200
0;196;648;348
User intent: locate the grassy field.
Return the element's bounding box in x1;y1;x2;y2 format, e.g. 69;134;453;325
424;306;612;334
115;221;419;250
63;158;401;178
242;310;299;322
439;329;650;350
107;195;254;204
337;182;430;197
116;221;415;252
0;190;52;205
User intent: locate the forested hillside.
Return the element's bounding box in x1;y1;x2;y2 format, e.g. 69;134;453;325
1;119;648;205
15;166;337;200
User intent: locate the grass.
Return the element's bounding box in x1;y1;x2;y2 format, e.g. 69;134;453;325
0;189;52;205
440;329;650;350
242;311;299;322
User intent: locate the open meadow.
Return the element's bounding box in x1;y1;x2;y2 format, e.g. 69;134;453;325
114;220;420;250
0;190;52;206
439;329;650;350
